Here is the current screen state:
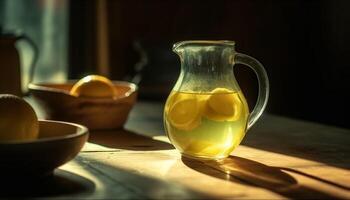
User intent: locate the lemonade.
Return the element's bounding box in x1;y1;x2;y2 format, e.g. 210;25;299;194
164;88;249;159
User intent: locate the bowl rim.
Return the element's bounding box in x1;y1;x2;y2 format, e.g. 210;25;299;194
0;119;89;145
28;80;138;100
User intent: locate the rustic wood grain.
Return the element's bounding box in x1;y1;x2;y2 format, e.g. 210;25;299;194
18;100;350;199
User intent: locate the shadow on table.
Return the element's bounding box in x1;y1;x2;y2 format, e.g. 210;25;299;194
182;156;344;200
89;128;174;151
0;169;95;198
242;117;350;170
75;156;212;199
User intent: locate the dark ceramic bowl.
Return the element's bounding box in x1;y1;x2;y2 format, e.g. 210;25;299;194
0;120;88;177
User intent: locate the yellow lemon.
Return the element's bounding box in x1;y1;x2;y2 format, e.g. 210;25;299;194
70;75;116;98
167;92;203;131
204;88;242;121
184;140;222;156
0;94;39;142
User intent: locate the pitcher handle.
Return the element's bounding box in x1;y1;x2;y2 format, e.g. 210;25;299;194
234;53;270;129
17;34;39;84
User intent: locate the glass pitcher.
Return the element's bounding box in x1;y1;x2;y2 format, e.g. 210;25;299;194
164;40;269;160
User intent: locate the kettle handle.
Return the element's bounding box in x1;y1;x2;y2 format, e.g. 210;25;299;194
234;53;270;130
17;34;39;84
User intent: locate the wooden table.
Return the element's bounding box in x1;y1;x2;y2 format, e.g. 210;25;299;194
8;101;350;199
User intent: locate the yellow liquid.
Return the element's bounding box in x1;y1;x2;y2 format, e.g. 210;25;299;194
164;88;249;159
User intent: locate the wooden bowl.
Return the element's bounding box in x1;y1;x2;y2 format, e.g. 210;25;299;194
0;120;88;177
28;81;138;130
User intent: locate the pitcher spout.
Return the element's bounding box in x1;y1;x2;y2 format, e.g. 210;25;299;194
173;40;235;50
173;40;236;74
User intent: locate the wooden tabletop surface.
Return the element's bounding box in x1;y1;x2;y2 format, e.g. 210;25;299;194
8;101;350;199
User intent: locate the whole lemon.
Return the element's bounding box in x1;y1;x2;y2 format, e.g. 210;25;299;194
70;75;116;98
0;94;39;142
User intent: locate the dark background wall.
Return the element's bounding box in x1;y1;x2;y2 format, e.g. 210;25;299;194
69;0;350;128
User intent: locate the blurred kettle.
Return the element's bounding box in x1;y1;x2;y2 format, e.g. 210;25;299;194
0;26;38;96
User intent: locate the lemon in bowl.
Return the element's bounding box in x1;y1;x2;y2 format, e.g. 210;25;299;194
0;94;39;142
70;75;117;98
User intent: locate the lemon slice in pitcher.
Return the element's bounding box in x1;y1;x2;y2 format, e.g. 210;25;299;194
204;88;242;121
167;92;203;131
